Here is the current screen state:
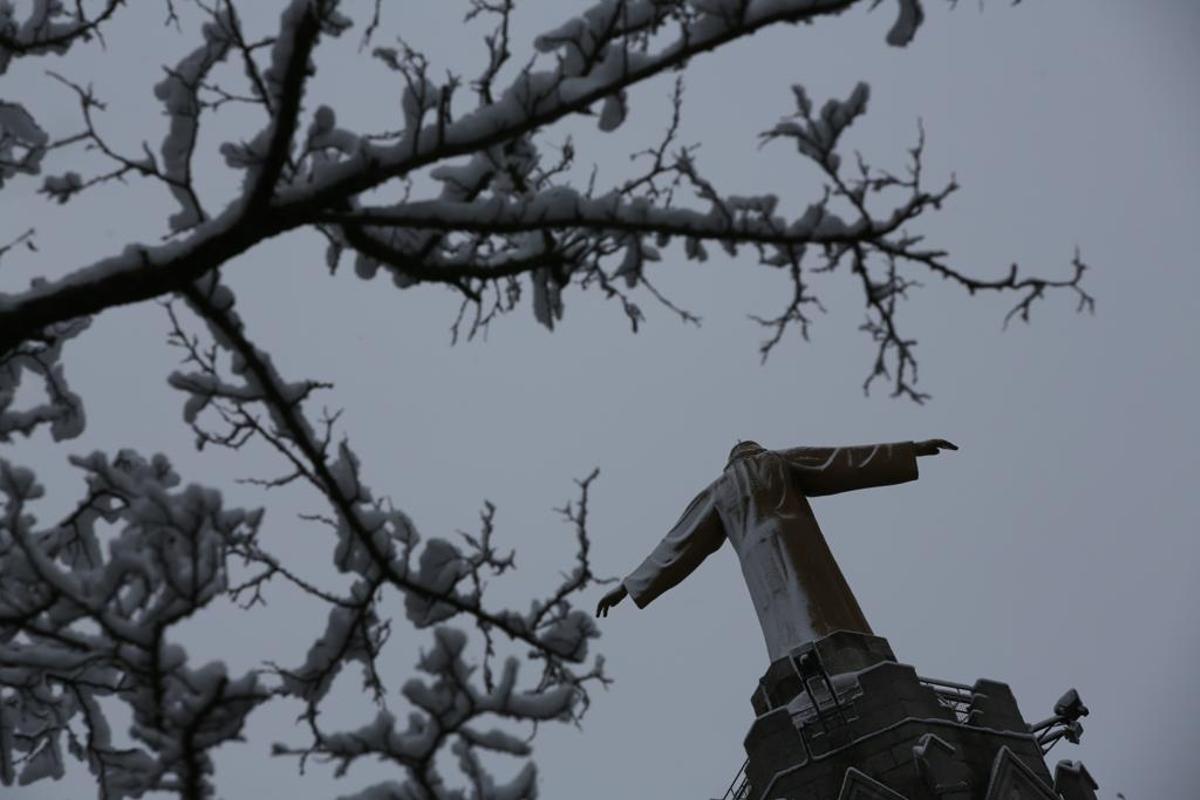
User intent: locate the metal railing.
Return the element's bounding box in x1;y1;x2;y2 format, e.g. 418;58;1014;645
719;758;750;800
918;676;976;724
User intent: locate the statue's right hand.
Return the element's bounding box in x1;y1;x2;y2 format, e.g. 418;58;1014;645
915;438;958;456
595;584;628;618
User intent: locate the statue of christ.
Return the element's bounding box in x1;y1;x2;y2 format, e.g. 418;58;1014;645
595;439;957;661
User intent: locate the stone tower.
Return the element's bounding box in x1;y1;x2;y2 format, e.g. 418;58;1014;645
720;630;1097;800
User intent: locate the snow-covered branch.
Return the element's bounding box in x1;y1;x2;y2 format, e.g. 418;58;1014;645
0;1;132;201
0;1;126;66
0;315;88;443
2;0;893;355
0;273;611;798
0;450;270;797
159;276;610;797
0;0;1089;401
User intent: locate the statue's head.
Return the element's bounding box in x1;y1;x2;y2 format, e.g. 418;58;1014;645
727;440;766;465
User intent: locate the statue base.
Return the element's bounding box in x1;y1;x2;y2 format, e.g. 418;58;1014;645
732;630;1097;800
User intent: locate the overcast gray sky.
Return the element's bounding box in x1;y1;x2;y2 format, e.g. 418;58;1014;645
3;1;1198;799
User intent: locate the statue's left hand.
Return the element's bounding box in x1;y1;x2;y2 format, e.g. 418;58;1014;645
595;584;628;618
916;438;958;456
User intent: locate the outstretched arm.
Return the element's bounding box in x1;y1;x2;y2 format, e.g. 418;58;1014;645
596;483;726;618
780;439;953;496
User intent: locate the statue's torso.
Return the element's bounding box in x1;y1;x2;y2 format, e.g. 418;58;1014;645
714;452;873;661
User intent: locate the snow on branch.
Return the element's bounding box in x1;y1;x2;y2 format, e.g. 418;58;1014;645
0;0;875;355
0;100;48;188
1;271;613;797
160;277;611;797
0;1;126;70
0;450;269;797
0;0;1088;403
316;79;1089;398
154;7;236;231
756;90;1092;400
0;1;129;199
0;314;88;442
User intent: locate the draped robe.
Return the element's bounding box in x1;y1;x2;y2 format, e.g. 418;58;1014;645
623;442;919;662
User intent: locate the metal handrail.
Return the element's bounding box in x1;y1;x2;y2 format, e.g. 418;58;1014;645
919;677;975;724
916;676;975;693
719;757;750;800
